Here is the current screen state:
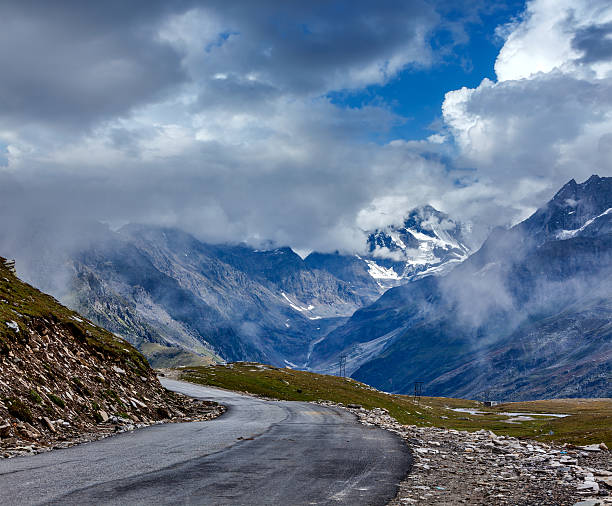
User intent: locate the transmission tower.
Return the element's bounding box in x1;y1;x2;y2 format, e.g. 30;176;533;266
338;354;347;377
414;381;423;402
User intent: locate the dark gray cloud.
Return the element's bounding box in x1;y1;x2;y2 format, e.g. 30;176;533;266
573;21;612;64
0;0;441;134
0;1;196;131
2;0;610;263
192;0;437;94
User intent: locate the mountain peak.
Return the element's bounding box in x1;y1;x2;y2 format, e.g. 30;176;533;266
552;178;578;201
363;205;471;285
520;175;612;244
585;174;602;184
553;174;607;199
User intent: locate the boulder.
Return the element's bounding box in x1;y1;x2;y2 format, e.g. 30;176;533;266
41;417;55;433
0;422;12;438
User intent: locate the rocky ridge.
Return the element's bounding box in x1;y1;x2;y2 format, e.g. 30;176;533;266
0;257;223;458
318;402;611;505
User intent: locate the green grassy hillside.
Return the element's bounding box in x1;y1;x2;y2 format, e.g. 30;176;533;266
180;362;612;447
141;343;218;368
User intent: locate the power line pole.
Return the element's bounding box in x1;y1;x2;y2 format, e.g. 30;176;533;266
338;354;347;377
414;381;423;402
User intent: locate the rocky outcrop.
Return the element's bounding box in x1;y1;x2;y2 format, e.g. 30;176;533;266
0;257;223;458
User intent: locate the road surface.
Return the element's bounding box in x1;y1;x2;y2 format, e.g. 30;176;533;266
0;378;412;505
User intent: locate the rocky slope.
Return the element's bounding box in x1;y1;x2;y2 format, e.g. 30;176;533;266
0;257;221;458
310;175;612;400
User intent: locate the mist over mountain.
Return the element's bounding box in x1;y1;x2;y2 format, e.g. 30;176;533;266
1;224;371;368
309;175;612;400
0;203;472;368
0;176;610;401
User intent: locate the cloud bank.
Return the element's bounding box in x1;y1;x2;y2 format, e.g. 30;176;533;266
442;0;612;226
0;0;611;256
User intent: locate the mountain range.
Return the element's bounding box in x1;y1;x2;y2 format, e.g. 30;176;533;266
1;205;469;370
310;175;612;400
1;175;610;400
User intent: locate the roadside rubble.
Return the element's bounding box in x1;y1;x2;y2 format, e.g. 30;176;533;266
317;401;611;506
0;394;225;459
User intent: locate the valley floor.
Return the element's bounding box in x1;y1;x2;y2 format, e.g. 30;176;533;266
340;404;611;506
180;363;612;505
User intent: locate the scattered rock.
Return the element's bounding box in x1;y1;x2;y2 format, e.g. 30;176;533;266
581;444;605;452
41;417;55;433
315;400;612;506
0;422;12;438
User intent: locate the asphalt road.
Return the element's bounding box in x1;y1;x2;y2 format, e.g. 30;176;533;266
0;378;412;505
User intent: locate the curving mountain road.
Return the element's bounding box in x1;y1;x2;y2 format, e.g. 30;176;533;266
0;379;411;505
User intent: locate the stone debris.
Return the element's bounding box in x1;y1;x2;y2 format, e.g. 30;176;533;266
0;262;225;460
0;395;224;459
316;401;611;506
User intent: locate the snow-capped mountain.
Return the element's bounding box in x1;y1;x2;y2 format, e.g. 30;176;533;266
309;175;612;400
518;174;612;243
365;205;471;284
306;205;472;293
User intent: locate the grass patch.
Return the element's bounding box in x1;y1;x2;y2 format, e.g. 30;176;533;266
29;389;43;404
48;393;65;409
140;342;219;369
5;398;33;423
180;362;612;447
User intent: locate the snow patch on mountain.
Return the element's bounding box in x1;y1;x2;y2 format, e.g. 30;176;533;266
280;291;323;320
363;258;400;280
556;208;612;240
281;292;310;312
361;205;471;285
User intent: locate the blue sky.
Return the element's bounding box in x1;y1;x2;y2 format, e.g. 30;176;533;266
329;1;526;141
0;0;611;252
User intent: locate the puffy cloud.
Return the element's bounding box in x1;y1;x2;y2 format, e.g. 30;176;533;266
0;1;192;133
494;0;612;81
442;0;612;227
1;96;459;253
3;0;611;261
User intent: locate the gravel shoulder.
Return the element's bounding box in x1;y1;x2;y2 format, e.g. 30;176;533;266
322;402;611;506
